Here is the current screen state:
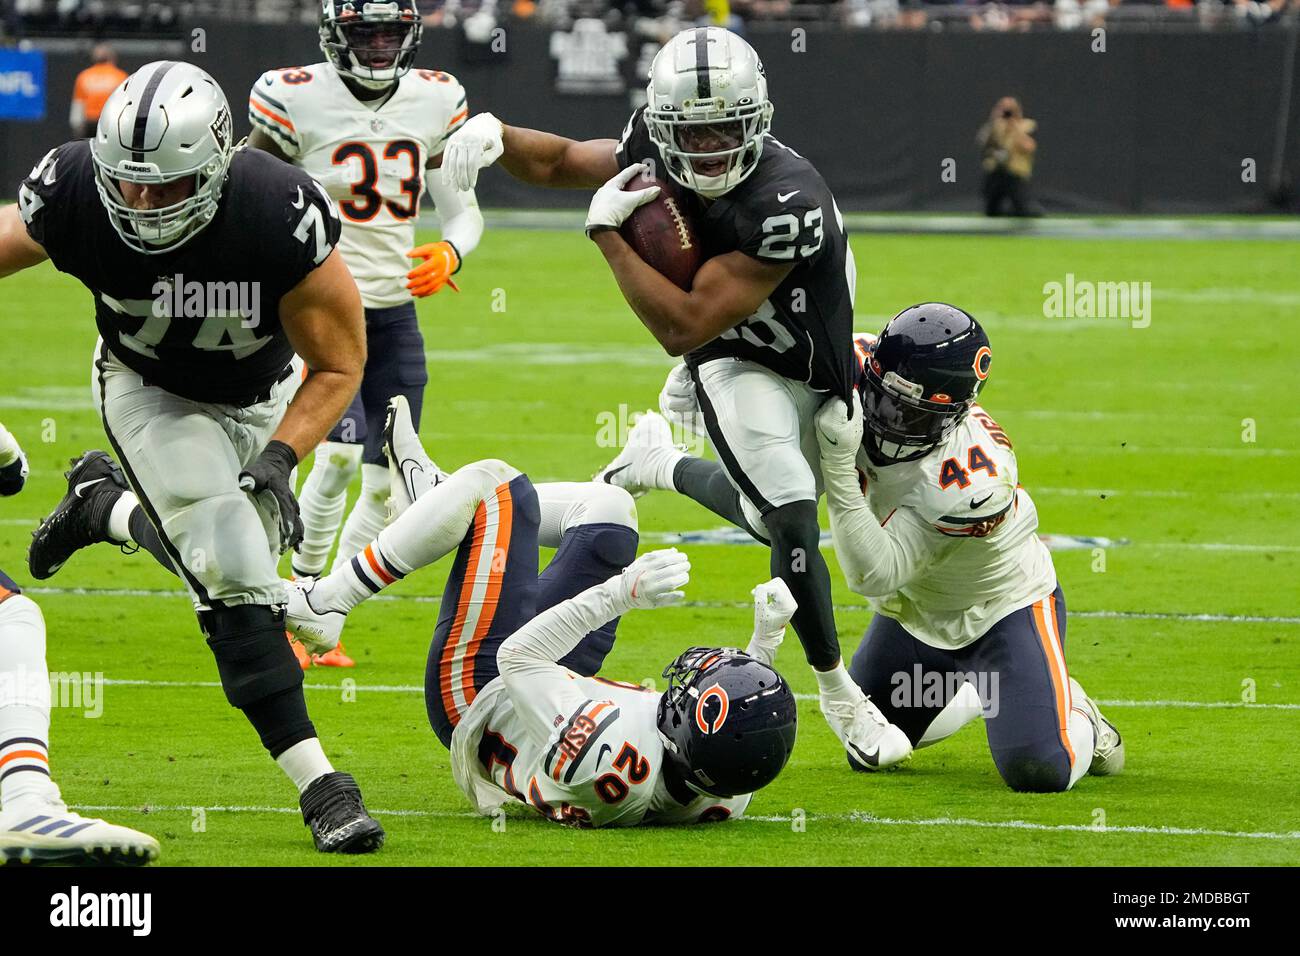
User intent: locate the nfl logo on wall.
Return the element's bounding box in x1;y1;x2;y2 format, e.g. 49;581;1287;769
549;19;627;95
0;47;46;121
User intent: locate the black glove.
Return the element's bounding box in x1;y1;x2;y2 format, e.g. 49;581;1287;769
238;440;302;553
0;455;27;497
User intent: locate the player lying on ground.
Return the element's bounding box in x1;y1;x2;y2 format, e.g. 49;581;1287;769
282;397;799;825
621;303;1124;790
813;304;1123;791
0;424;158;865
440;26;907;772
6;61;383;852
248;0;484;669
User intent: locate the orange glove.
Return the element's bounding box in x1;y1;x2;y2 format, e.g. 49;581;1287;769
405;241;461;297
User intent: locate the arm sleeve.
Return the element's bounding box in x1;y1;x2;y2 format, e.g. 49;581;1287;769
427;175;483;260
822;453;946;597
497;576;634;744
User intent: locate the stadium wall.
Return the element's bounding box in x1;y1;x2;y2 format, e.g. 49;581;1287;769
2;22;1296;213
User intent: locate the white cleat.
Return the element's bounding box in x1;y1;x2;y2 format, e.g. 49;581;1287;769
821;691;913;771
285;577;345;656
0;800;159;866
383;394;448;520
1070;677;1125;776
592;410;678;499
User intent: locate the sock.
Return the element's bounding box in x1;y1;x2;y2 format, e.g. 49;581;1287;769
313;460;511;612
645;443;686;492
1066;701;1096;789
275;737;335;794
814;661;860;705
295;442;363;577
128;505;177;576
0;596;61;810
767;500;840;669
331;463;390;574
672;457;768;542
107;492;137;544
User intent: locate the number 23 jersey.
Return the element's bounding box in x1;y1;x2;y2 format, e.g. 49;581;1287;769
249;64;469;308
615;107;858;399
450;673;751;828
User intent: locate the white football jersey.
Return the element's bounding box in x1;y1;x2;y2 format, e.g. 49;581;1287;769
848;334;1057;649
450;674;752;828
249;64;469;307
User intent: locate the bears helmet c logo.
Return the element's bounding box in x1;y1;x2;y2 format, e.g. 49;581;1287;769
694;684;730;735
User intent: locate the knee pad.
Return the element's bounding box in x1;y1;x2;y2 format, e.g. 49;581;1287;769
562;523;639;573
996;751;1071;793
201;604;303;709
308;442;363;497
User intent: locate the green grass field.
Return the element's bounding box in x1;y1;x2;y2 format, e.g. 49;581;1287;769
2;224;1297;866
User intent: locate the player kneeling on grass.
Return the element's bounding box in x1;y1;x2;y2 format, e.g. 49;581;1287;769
0;424;158;865
283;397;798;825
813;304;1124;792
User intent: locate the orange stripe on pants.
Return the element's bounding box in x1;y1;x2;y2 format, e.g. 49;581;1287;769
1031;596;1074;766
439;504;488;725
460;483;513;706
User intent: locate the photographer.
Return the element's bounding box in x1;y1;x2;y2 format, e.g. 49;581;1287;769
977;96;1041;217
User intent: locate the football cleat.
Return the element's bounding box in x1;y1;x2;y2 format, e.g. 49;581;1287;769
285;577;346;656
821;690;913;771
0;800;159;866
1070;677;1125;776
383;394;447;520
312;641;355;668
299;771;385;854
592;410;678;499
286;631;313;670
28;450;128;580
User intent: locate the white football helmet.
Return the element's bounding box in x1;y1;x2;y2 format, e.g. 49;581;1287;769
90;60;233;255
645;27;774;199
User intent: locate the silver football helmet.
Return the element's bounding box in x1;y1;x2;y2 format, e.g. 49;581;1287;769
90;61;233;255
645;27;774;199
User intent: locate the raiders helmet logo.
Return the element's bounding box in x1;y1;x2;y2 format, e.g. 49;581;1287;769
694;684;730;735
210;104;231;153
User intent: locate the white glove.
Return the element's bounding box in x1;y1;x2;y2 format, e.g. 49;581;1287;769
586;163;659;236
440;112;504;191
815;395;864;463
658;363;705;437
616;548;690;610
746;577;797;667
312;162;362;201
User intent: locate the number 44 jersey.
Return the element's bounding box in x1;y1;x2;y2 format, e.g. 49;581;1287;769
450;674;752;828
18;141;340;406
250;64;469;308
616;107;858;400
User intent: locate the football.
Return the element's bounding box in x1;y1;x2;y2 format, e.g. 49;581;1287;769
618;173;703;291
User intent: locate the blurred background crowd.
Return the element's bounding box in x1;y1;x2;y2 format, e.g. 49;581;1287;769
2;0;1298;40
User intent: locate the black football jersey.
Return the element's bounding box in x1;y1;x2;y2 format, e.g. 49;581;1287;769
18;141;341;405
615;107;857;399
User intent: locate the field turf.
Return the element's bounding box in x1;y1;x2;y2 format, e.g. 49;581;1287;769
2;224;1296;866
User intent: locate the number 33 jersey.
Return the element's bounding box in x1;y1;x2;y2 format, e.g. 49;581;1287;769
450;674;752;828
616;107;858;400
250;65;469;308
18;141;339;406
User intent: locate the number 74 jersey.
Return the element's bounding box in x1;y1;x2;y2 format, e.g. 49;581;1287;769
249;64;469;308
450;675;751;828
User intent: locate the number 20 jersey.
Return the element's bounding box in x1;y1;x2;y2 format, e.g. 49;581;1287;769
450;674;752;828
616;107;858;400
249;64;469;308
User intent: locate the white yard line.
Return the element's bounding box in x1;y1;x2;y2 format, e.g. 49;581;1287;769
67;803;1300;841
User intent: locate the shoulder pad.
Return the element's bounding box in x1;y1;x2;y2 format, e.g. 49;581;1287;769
249;70;305;155
908;420;1018;536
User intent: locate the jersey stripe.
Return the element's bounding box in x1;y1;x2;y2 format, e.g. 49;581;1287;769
248;95;296;134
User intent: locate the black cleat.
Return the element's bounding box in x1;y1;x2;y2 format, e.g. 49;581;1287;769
28;450;129;580
299;771;385;854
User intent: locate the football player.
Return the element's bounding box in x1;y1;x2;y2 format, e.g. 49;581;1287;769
813;303;1124;791
247;0;484;669
0;424;158;865
440;26;908;770
283;397;799;825
2;62;384;852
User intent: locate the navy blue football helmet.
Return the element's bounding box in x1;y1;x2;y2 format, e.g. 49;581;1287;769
656;647;797;798
320;0;423;90
861;303;992;464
